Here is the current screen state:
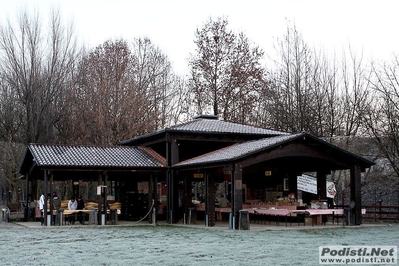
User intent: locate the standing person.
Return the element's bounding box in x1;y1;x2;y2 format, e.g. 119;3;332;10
68;197;77;225
76;196;85;224
52;192;61;225
39;192;45;225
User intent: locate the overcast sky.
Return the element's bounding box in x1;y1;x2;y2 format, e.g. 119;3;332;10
1;0;399;75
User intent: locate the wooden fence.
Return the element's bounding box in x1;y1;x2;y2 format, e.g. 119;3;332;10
362;200;399;222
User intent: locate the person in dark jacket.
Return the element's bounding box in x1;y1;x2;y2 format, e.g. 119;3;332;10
76;196;85;224
52;192;61;225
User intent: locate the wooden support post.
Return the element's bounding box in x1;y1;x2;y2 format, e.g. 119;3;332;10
350;165;362;225
44;170;48;226
50;172;54;225
207;174;215;226
98;172;102;225
184;176;192;224
25;173;29;222
233;164;243;230
317;171;327;200
104;172;108;225
166;169;172;223
166;135;179;224
149;174;158;224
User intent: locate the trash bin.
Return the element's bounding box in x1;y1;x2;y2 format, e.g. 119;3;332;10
344;208;356;225
344;208;352;225
188;207;196;225
239;210;250;230
57;209;63;226
47;214;52;226
1;208;7;222
345;201;356;226
110;209;118;225
89;208;98;225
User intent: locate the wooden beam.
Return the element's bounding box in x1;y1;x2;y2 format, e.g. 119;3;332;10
317;171;327;200
207;173;215;227
98;172;102;225
50;172;54;225
104;172;108;223
351;165;362;225
233;163;243;229
24;173;29;222
44;170;48;226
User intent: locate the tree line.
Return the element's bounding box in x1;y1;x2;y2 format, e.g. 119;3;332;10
0;11;398;202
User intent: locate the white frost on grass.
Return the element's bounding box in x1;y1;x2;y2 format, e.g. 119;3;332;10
1;225;398;265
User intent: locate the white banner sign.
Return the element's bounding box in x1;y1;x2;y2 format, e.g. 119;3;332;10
326;181;336;198
297;174;317;194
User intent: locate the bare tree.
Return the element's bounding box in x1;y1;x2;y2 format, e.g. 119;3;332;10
365;57;399;177
0;9;79;200
339;48;372;137
267;24;372;138
60;38;186;146
59;40;145;145
0;9;78;144
267;24;322;134
188;17;266;123
0;141;24;203
131;38;187;130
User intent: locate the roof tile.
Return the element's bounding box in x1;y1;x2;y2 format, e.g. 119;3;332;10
29;144;166;168
170;118;288;135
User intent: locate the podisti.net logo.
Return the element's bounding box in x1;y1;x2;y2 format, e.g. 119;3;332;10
319;246;397;265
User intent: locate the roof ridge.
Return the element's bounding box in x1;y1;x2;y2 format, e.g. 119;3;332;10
29;143;120;148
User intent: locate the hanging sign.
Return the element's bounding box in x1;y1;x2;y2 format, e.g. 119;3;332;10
97;185;107;195
193;173;204;178
297;174;317;194
326;180;336;198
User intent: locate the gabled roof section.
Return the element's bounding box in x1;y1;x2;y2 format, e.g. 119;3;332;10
174;132;375;168
19;144;166;173
175;134;300;167
119;118;288;145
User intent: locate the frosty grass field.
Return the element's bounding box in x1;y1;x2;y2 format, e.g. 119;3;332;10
1;223;398;266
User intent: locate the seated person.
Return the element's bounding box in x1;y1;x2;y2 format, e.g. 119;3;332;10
219;194;229;208
219;195;230;220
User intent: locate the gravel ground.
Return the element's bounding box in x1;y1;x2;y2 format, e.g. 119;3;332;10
1;222;398;266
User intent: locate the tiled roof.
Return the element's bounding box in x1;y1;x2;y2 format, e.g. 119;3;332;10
28;144;166;168
120;118;288;145
175;133;301;167
169;118;288;135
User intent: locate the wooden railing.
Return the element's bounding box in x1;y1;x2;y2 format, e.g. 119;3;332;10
362;201;399;222
334;202;399;222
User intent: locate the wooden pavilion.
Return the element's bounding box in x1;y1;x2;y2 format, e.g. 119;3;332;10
19;115;374;227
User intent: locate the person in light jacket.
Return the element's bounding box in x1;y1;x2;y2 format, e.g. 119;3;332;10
39;192;45;225
68;197;77;224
